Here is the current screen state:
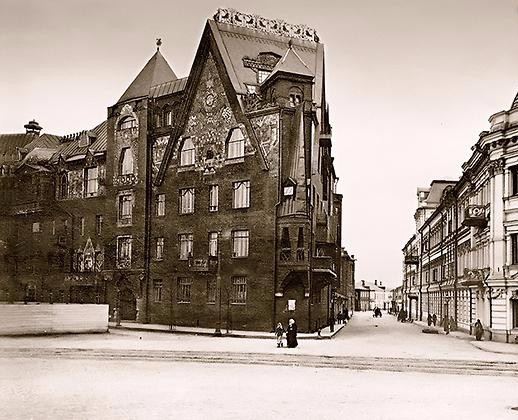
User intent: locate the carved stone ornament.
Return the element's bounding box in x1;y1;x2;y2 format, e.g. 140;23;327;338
490;287;506;299
488;158;505;177
242;93;277;113
214;8;319;42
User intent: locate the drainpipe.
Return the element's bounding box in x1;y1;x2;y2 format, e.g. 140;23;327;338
143;100;154;324
419;231;423;321
272;110;283;333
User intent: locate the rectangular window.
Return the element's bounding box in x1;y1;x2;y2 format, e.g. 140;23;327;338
232;230;249;258
153;280;163;303
209;185;219;212
179;233;193;260
177;277;192;303
208;232;218;257
117;236;132;268
118;193;133;225
156;237;164;260
52;220;56;236
207;278;216;304
165;111;172;126
179;188;194;214
231;276;247;304
80;217;85;236
512;234;518;265
432;268;438;282
85;167;99;197
232;181;250;209
156;194;166;216
511;166;518;196
96;215;103;236
32;222;41;233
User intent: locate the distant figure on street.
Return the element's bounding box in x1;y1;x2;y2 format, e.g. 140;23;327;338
337;312;342;324
286;318;298;348
432;314;437;326
449;316;457;332
443;316;450;334
474;319;484;341
427;313;432;326
344;308;349;321
275;322;285;347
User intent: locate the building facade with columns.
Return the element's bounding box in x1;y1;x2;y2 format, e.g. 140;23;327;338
402;93;518;342
0;9;344;333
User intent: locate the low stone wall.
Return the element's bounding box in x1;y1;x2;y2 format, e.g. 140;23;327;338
0;303;109;335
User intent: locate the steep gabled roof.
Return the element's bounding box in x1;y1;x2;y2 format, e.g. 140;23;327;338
511;90;518;110
118;50;177;103
0;133;37;164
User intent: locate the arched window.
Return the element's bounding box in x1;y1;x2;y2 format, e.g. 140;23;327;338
289;87;303;107
164;110;173;126
119;147;134;175
119;116;137;130
180;138;195;166
227;128;245;159
59;173;68;199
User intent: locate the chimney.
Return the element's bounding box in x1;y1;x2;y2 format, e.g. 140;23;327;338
361;280;365;286
379;281;382;286
374;280;377;286
24;119;42;135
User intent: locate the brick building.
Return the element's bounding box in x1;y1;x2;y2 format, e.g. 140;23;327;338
0;9;346;332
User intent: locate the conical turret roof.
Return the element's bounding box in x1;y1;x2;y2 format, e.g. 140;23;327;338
118;50;177;103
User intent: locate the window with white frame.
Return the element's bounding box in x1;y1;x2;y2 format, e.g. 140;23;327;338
80;217;85;236
156;237;164;260
156;194;166;216
180;138;195;166
118;193;133;225
179;233;193;260
257;70;270;83
179;188;194;214
208;232;218;257
153;280;163;303
232;180;250;208
231;276;247;304
96;215;103;236
32;222;41;233
117;236;132;268
232;230;249;258
209;185;218;212
119;148;134;175
177;277;192;303
227;128;245;159
85;167;98;197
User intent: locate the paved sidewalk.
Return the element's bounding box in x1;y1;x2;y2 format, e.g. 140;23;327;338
412;318;518;355
108;320;345;339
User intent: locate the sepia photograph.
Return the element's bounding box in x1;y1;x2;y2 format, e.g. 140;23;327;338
1;0;518;418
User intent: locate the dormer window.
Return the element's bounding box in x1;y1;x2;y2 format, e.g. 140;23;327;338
164;110;172;126
180;138;195;166
227;128;245;159
119;148;134;175
119;116;137;130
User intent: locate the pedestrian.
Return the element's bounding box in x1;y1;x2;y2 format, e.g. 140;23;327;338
474;319;483;341
432;313;437;326
275;322;285;347
427;313;432;326
286;318;298;348
443;316;450;335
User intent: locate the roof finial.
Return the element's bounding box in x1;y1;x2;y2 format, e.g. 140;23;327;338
156;38;162;51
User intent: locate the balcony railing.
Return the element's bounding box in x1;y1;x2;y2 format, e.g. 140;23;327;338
113;174;137;187
462;205;488;228
404;255;419;265
116;257;131;269
188;256;218;272
312;255;337;276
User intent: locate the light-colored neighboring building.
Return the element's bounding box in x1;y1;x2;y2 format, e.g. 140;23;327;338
402;92;518;342
355;280;389;311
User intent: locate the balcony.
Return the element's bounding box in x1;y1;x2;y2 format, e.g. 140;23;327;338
312;255;337;279
404;255;419;265
10;199;51;215
116;257;131;269
462;205;488;228
113;174;137;187
188;256;218;272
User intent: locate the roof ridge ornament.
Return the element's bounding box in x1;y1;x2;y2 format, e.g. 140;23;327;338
156;38;162;51
213;8;319;43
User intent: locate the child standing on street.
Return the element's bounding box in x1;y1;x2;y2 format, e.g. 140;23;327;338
275;322;285;347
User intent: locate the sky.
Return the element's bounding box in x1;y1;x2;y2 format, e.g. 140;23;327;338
2;0;518;289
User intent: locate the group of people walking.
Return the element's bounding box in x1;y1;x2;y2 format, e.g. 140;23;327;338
275;319;298;348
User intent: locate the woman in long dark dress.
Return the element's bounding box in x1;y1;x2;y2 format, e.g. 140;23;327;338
286;318;298;348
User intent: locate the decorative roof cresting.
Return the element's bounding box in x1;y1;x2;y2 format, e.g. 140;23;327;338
213;8;320;43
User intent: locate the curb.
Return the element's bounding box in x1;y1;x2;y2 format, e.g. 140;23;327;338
108;323;345;340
